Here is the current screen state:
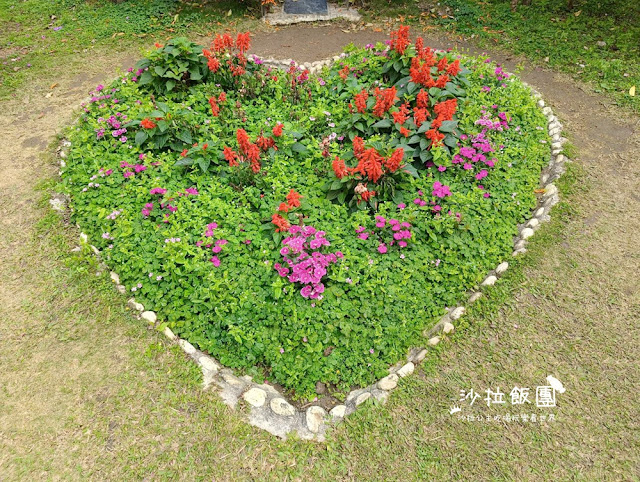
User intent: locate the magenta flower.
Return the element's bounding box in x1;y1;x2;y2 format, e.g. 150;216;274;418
150;187;167;195
210;256;220;267
475;169;488;180
378;244;387;254
432;181;452;198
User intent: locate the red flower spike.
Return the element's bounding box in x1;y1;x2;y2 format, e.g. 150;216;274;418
384;148;405;173
354;89;369;113
332;156;348;179
141;118;156;129
236;32;251;53
286;189;302;208
272;213;290;232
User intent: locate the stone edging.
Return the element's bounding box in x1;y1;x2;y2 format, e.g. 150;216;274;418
54;56;567;441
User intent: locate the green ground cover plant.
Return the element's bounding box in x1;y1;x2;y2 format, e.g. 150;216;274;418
60;26;548;400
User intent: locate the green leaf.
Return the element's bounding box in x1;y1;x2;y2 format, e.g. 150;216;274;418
154;65;167;76
135;130;148;146
197;158;210;172
291;142;308;154
372;119;392;129
138;71;153;85
418;121;432;133
175;157;194;167
439;120;458;133
165;80;176;92
176;130;192;144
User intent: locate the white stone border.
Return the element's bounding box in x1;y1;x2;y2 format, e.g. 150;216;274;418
54;57;566;441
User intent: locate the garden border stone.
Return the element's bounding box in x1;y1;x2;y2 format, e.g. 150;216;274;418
54;54;566;441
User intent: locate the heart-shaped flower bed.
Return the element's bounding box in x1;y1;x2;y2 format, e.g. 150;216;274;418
61;27;548;401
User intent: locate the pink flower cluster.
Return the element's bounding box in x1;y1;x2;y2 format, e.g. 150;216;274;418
432;181;452;198
357;216;412;253
121;160;147;178
275;225;343;299
195;222;227;267
95;113;128;142
452;108;509;196
178;187;199;196
141;188;177;221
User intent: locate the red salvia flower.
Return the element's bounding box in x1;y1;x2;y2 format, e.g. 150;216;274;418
236;129;251;153
435;74;450;88
353;136;365;158
218;92;227;102
384;148;405;173
235;32;251;53
400;127;410;137
208;97;219;117
272;213;290;232
223;147;238;167
272;123;284;137
256;135;275;151
415;37;424;56
286;189;302;208
339;65;350;80
413;107;428;127
360;189;376;202
207;56;220;73
332;156;348;179
140;118;156;129
446;59;461;76
354;89;369;113
390;25;410;55
437;57;449;72
426;129;445;147
392;103;410;125
416;89;429;109
373;86;397;117
357;148;384;183
278;202;290;213
434;98;457;121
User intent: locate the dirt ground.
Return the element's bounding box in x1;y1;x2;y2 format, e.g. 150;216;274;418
0;24;638;479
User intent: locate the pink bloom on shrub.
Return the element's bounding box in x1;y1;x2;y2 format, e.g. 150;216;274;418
210;256;220;267
475;169;488;180
150;187;167;195
378;244;387;254
432;181;452;198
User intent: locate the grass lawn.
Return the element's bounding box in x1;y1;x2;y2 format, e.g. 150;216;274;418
1;0;639;479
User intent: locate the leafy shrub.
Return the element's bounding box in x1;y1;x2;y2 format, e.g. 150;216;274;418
136;37;210;95
62;27;548;400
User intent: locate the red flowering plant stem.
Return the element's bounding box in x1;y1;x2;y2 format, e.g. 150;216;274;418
324;136;418;212
266;189;306;242
340;25;470;171
202;31;259;90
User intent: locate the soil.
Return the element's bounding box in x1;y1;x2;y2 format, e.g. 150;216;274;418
0;23;638;479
